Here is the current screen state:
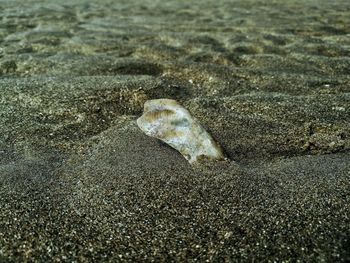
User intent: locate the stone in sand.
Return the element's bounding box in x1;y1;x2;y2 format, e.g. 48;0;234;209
137;99;225;164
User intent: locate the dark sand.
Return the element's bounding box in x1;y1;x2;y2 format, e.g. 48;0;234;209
0;0;349;261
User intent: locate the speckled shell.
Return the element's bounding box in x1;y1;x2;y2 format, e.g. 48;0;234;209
137;99;225;164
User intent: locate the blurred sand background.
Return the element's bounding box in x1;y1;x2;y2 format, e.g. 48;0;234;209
0;0;349;261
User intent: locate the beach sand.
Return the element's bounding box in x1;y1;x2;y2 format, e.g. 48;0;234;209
0;0;349;261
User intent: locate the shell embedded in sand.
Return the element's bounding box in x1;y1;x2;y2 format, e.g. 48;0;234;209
137;99;225;164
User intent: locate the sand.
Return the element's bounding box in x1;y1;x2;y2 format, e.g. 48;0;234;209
0;0;349;261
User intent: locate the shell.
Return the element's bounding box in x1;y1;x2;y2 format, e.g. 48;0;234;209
137;99;225;164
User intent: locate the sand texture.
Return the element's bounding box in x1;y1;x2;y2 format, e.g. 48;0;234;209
0;0;349;262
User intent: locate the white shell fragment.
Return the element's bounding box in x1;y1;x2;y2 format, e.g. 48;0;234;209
137;99;225;164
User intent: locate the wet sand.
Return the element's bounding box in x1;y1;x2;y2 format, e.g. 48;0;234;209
0;0;349;261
